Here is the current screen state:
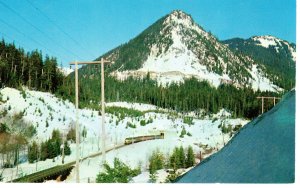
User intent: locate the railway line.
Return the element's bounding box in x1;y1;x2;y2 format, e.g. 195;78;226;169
10;133;164;183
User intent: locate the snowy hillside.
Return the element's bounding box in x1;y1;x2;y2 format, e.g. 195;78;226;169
222;35;295;91
252;35;296;61
0;87;248;182
102;10;282;92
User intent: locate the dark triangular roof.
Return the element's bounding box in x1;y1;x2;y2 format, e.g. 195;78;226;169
177;90;295;183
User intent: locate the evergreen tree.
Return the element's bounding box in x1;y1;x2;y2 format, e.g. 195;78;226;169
28;141;38;163
149;149;164;174
96;158;141;183
40;141;48;161
185;146;195;167
0;38;65;93
169;147;180;170
178;146;185;168
64;141;71;156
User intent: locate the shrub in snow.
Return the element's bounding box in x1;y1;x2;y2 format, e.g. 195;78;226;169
96;158;141;183
21;90;26;99
179;127;186;138
149;172;158;183
221;124;232;134
126;122;136;129
0;123;9;133
63;141;71;156
38;97;45;103
183;116;194;125
0;109;8;117
212;117;218;123
147;118;153;124
233;124;242;132
140;119;146;126
165;171;180;183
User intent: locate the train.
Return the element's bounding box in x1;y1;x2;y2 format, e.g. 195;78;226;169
124;132;164;145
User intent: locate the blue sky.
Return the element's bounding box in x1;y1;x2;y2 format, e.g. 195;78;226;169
0;0;296;67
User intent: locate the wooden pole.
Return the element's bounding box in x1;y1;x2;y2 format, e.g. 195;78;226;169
70;59;110;170
75;61;80;183
262;97;264;114
257;96;280;114
101;58;106;165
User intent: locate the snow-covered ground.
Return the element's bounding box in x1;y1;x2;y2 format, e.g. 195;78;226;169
248;64;283;92
0;87;248;183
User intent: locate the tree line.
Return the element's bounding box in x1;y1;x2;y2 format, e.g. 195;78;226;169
57;69;282;119
0;39;64;92
28;129;71;163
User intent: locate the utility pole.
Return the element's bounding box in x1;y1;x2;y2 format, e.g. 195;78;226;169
70;58;110;183
100;58;110;165
256;96;281;114
75;61;79;183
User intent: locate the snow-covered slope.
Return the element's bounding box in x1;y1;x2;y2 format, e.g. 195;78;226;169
252;35;296;61
0;87;248;182
103;10;282;92
58;66;74;76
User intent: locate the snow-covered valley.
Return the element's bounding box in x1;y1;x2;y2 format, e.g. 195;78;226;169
0;87;248;183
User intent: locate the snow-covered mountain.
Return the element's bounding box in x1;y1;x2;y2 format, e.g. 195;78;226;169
58;66;74;76
222;35;295;90
251;35;296;61
96;10;283;92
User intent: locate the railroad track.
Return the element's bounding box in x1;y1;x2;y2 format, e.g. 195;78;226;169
10;134;163;183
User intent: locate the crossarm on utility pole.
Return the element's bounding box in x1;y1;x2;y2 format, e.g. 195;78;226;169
70;60;110;65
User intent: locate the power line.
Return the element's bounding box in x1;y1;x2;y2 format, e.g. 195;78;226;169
0;17;67;59
0;0;83;61
25;0;97;59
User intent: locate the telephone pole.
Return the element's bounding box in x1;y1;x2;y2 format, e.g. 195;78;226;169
70;58;110;183
256;96;281;114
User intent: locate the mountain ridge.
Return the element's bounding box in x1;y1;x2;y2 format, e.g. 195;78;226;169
222;35;295;90
91;10;290;92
